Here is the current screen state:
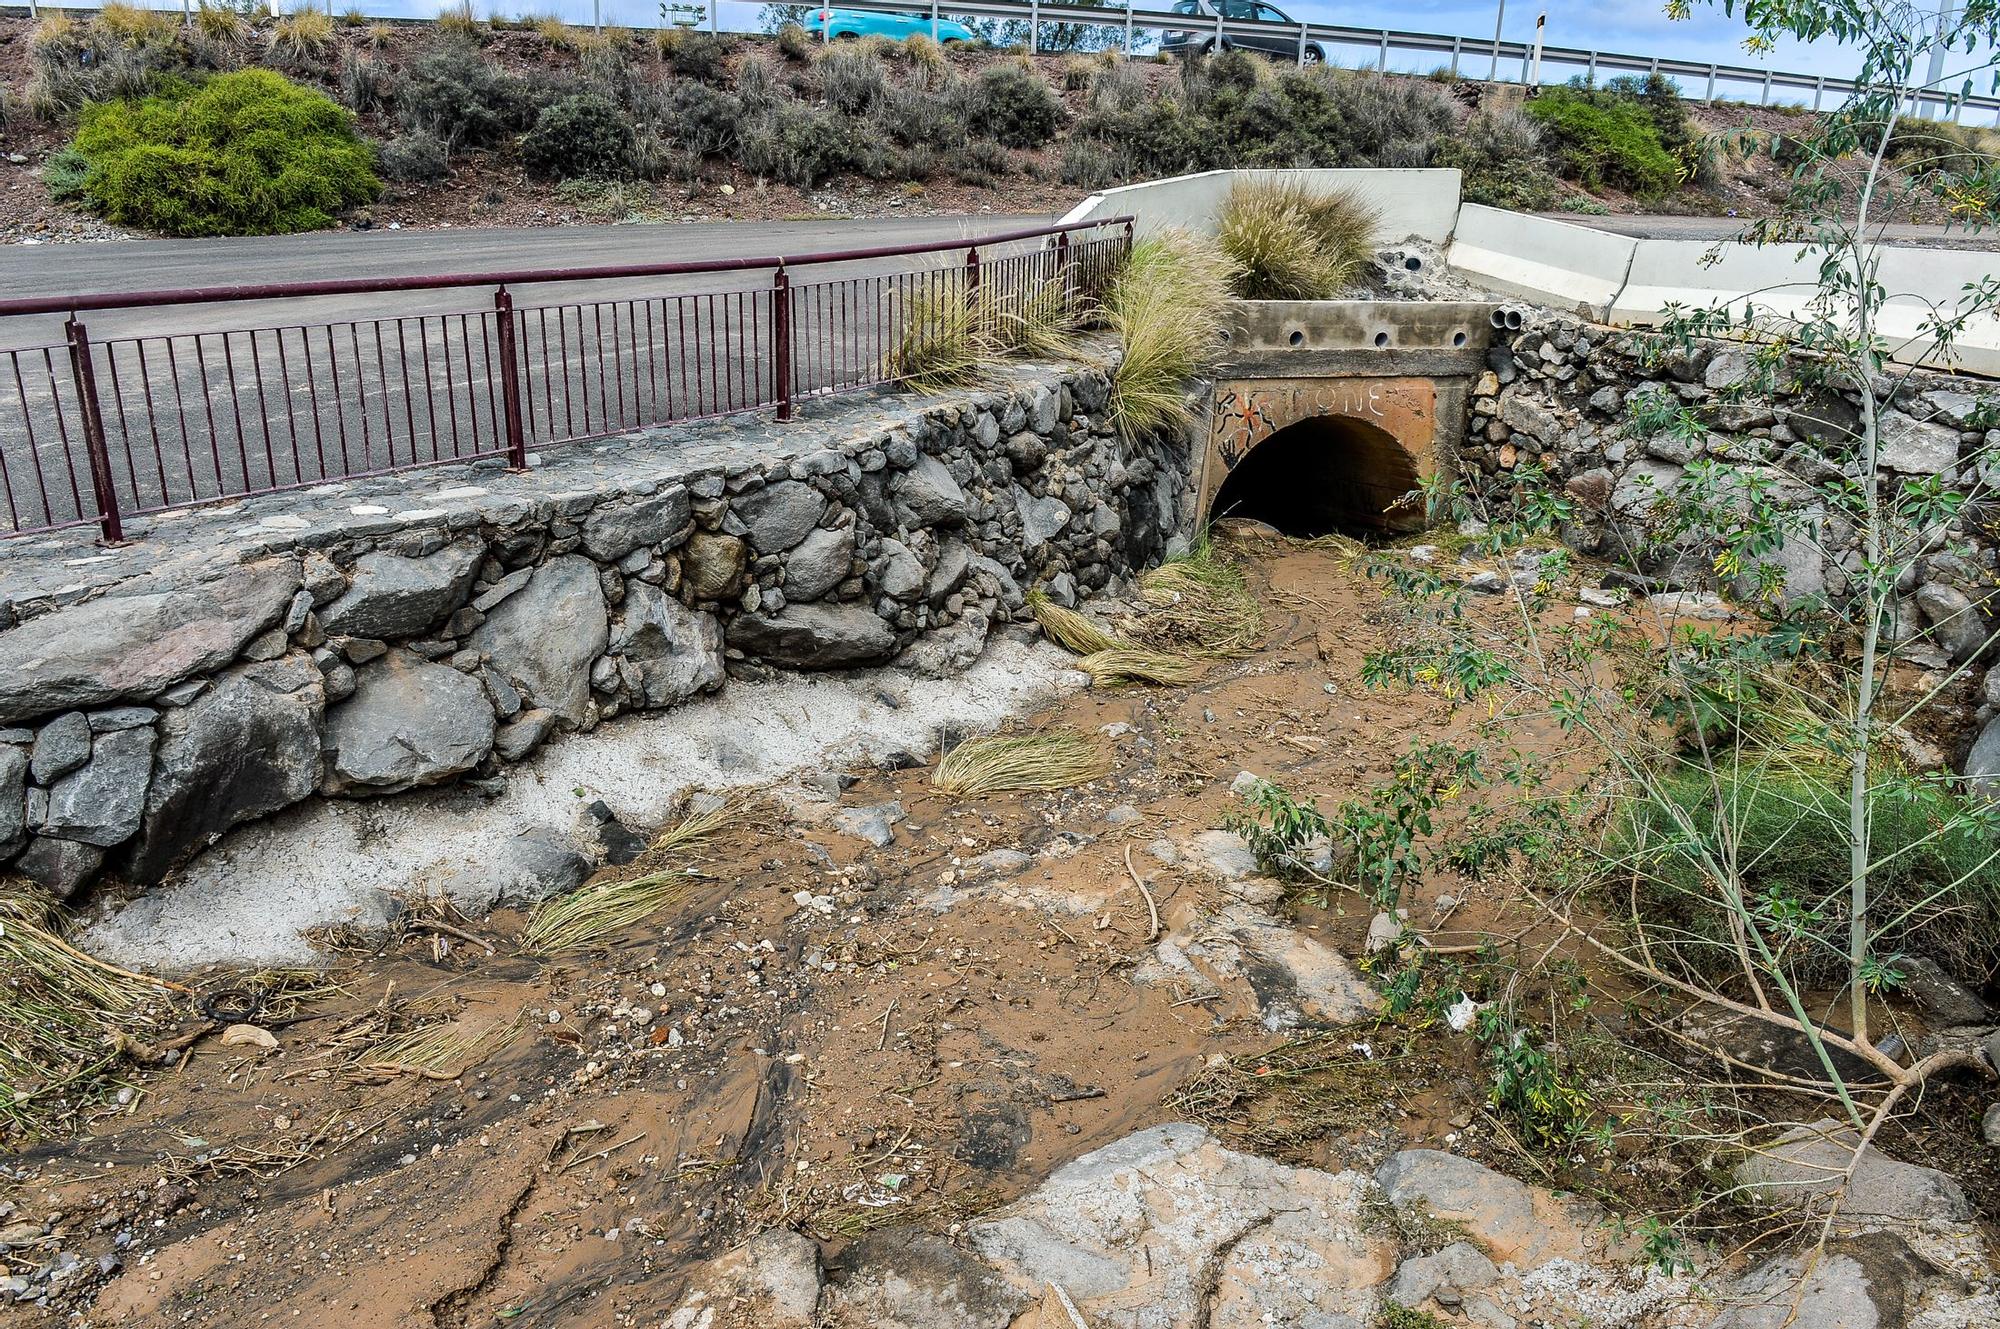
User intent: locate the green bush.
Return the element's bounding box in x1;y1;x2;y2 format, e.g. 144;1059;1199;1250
659;28;735;83
871;82;969;151
43;146;90;201
377;130;450;183
68;69;380;236
658;80;743;158
739;102;854;187
970;63;1064;148
818;44;890;115
522;93;635;179
1526;83;1681;196
397;40;537;150
776;21;813;62
1623;763;2000;990
1432;107;1563;211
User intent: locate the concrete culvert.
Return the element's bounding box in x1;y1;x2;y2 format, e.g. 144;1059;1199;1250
1210;415;1425;538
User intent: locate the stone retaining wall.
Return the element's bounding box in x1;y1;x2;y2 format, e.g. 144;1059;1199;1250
1461;314;2000;764
0;353;1193;899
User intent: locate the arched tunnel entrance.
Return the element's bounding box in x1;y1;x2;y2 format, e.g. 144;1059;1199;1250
1208;414;1427;538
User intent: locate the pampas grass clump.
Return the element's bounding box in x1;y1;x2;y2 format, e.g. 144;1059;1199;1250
933;731;1112;796
1102;229;1237;439
1217;177;1381;301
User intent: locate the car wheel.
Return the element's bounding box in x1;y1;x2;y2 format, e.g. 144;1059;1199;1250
1302;44;1324;65
941;37;966;46
834;30;859;40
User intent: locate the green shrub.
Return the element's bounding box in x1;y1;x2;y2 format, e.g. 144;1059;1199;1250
377;130;450;183
735;52;783;116
970;63;1064;148
775;21;813;62
872;82;968;150
96;2;178;48
1088;59;1147;112
659;28;735;83
69;69;380;236
1432;107;1563;211
43;147;90;201
339;49;390;114
194;4;246;44
739;101;853;187
818;44;889;115
397;40;536;150
658;80;742;158
522;93;636;179
1060;139;1121;189
1217;177;1380;300
1622;763;2000;990
951;137;1012;186
1526;83;1681;196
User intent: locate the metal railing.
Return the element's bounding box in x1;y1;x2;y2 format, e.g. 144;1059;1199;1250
838;0;2000;123
0;217;1134;542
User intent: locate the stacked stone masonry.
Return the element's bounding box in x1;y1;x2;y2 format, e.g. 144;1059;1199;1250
1464;314;2000;774
0;359;1192;899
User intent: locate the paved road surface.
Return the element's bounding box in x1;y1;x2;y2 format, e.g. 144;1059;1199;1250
1544;214;2000;249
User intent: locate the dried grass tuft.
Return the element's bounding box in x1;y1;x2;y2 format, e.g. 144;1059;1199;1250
0;886;174;1140
933;731;1112;796
1128;541;1265;657
1101;228;1238;439
522;799;729;951
1076;647;1203;688
1027;589;1123;655
1217;176;1382;301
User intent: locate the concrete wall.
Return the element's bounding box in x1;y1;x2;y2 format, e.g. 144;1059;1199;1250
1446;206;1637;322
1061;168;1464;245
0;354;1195;903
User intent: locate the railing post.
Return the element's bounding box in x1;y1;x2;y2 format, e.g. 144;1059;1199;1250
773;265;794;423
1450;34;1461;77
1124;0;1133;52
1760;68;1772;106
1377;30;1388;71
64;316;123;544
930;0;939;41
1296;22;1307;67
493;286;528;470
1029;0;1039;53
1813;75;1825;112
1055;231;1072;313
1705;63;1717;103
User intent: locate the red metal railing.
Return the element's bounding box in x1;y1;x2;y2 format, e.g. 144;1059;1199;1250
0;217;1134;543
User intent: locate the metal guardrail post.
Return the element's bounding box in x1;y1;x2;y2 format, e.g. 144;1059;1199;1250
1450;35;1461;77
931;0;940;39
493;286;528;469
1125;0;1134;51
1761;68;1772;105
1296;21;1307;66
1586;49;1596;84
1377;30;1388;71
1705;63;1717;103
64;317;123;544
1814;75;1825;111
773;266;794;423
1029;0;1040;52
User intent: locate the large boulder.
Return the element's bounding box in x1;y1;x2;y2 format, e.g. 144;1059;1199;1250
830;1231;1025;1329
39;725;156;847
0;559;298;723
783;525;855;603
128;656;324;882
727;603;896;668
1734;1119;1972;1220
682;531;748;600
735;481;827;554
608;582;725;709
318;541;482;640
1876;410;1959;475
468;556;608;726
1913;581;1989;663
893;454;969;525
1374;1148;1607;1268
13;836;105;899
581;487;691;561
323;651;495;794
1966;711;2000;799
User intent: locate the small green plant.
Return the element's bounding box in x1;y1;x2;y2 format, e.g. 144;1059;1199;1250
522;93;636;179
96;2;179;47
1373;1304;1451;1329
195;3;247;43
397;40;536;150
659;28;735;83
1432;108;1563;211
1477;1007;1592;1147
377;130;450;183
435;0;483;38
1216;176;1380;301
69;69;380;236
43;147;90;202
817;43;890;116
1526;82;1681;196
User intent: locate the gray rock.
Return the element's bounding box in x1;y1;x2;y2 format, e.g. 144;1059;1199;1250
671;1229;823;1329
1896;954;1993;1026
1189;829;1259;880
735;480;827;553
833;1229;1029;1329
1014;488;1073;548
1375;1149;1586;1267
493;708;556;762
1499;393;1562;443
1913;582;1988;662
1385;1242;1499;1309
1728;519;1827;610
927;540;972;607
1610;459;1684;517
876;539;926;601
1965;712;2000;799
0;745;25;857
1877;410;1959;475
0;559;298;723
12;836;105;899
682;530;747;600
784;526;854;603
473;567;534;613
40;727;156;847
469;557;608;726
608;582;725;709
29;712;92;785
581;487;691;561
1786;386;1860;448
893;454;969;525
426;828;592;912
1704;349;1753;389
128;657;323;882
1985;1102;2000;1147
727;603;897;668
832;801;904;848
895;612;989;678
319;541;482;640
1711;1233;1929;1329
88;707;156;733
1735;1118;1972;1220
323;651;496;794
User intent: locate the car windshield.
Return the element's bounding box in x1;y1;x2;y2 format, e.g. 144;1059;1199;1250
1171;0;1204;13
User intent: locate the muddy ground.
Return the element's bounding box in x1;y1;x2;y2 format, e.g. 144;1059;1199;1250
2;535;1995;1327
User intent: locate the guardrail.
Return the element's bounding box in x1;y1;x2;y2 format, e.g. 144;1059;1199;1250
833;0;2000;123
0;217;1133;542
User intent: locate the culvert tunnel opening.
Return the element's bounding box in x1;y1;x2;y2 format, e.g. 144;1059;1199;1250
1210;415;1426;539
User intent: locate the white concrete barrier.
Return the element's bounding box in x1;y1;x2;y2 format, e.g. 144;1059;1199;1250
1060;168;1463;245
1445;205;1636;320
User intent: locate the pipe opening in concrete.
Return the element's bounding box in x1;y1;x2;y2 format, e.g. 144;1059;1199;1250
1210;414;1425;538
1288;329;1305;346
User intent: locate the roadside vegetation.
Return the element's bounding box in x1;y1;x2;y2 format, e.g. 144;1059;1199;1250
1;6;1973;237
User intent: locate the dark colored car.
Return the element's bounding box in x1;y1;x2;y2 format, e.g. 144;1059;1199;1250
1162;0;1326;63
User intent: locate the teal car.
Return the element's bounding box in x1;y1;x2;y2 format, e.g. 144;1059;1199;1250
813;8;979;42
